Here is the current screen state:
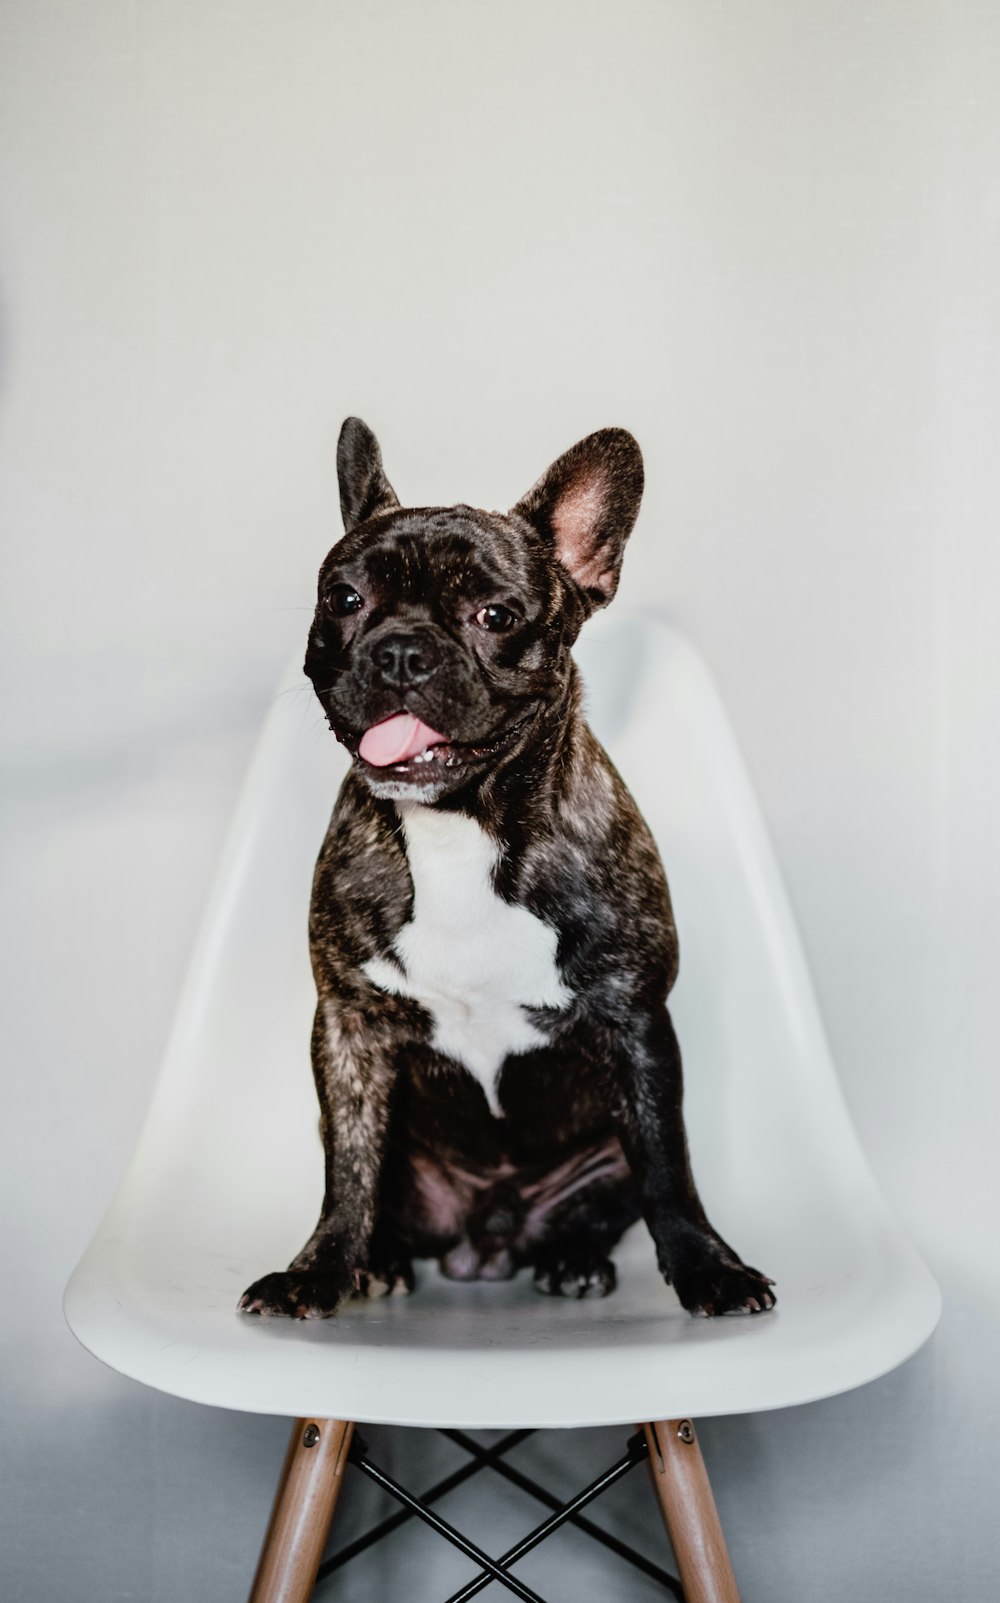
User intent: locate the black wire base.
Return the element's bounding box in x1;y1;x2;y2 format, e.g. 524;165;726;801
314;1426;683;1601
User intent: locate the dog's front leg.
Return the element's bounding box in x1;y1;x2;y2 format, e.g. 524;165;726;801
612;1007;776;1317
239;998;397;1319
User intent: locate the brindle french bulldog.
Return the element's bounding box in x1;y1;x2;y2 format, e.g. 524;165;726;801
239;419;775;1319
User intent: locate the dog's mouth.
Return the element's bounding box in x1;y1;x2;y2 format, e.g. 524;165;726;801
337;709;531;787
358;713;449;769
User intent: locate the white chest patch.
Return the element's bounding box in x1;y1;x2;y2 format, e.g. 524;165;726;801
362;804;572;1116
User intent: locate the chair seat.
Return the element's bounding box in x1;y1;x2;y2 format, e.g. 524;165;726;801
64;612;939;1429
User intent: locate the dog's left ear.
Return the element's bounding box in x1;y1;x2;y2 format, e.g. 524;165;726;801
511;428;644;610
337;417;401;534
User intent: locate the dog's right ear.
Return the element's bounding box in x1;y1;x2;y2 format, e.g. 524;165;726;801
511;428;643;613
336;417;401;534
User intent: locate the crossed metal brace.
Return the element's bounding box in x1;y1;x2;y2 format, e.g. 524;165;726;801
314;1426;683;1601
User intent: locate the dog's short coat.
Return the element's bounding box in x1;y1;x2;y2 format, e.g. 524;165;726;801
240;420;775;1317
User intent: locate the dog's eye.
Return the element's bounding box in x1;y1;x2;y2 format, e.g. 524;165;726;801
474;604;517;632
327;586;364;617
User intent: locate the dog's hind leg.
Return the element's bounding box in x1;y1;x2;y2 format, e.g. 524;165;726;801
520;1139;641;1298
440;1177;525;1282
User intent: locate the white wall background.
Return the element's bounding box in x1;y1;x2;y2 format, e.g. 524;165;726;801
2;2;998;1598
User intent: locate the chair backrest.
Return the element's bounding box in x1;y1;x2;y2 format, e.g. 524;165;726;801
65;610;940;1427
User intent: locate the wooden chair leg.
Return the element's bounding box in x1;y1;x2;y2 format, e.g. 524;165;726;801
643;1419;740;1603
249;1418;355;1603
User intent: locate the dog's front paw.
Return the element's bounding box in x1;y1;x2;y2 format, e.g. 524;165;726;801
669;1243;776;1318
239;1265;353;1320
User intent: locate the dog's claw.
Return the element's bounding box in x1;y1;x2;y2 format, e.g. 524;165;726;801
675;1255;777;1319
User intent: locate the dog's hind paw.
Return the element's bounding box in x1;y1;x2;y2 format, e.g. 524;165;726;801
238;1265;353;1320
351;1258;415;1298
533;1255;617;1299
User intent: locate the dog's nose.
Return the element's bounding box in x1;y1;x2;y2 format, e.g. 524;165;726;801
372;631;442;688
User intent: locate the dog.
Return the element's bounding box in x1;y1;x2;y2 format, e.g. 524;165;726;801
239;418;775;1319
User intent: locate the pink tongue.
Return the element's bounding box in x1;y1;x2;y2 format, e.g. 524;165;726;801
358;713;449;767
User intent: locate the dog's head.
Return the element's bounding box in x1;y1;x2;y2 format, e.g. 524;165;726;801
305;417;644;803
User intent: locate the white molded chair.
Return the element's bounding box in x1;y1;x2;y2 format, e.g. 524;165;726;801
65;612;940;1602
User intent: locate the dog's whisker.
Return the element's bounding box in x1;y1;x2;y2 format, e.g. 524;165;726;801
272;684;313;704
